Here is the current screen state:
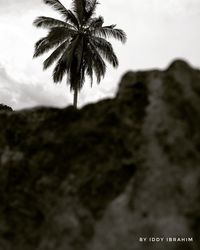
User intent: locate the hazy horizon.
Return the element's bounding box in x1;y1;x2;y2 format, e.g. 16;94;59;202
0;0;200;110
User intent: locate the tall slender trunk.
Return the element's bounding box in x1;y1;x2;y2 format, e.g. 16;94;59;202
73;38;83;109
73;87;78;108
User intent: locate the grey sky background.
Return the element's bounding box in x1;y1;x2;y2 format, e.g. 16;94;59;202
0;0;200;109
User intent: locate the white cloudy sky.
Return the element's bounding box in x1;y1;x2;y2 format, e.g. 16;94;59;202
0;0;200;110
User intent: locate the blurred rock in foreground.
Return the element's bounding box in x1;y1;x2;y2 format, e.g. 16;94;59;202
0;59;200;250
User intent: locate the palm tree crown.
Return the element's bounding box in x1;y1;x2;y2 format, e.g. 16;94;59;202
33;0;127;108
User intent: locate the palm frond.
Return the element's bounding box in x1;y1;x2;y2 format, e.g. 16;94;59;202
86;41;106;83
33;37;50;58
53;36;80;83
85;0;99;20
79;61;86;88
65;10;80;28
68;36;85;91
33;27;76;58
85;57;93;86
68;58;84;91
43;40;69;69
43;0;79;27
33;16;74;29
43;0;69;18
71;0;86;25
74;37;84;72
91;37;118;67
71;0;99;25
53;51;70;83
88;16;104;29
92;26;127;43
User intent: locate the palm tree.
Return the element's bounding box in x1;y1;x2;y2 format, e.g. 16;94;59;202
33;0;126;108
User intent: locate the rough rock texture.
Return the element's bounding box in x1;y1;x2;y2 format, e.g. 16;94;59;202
0;59;200;250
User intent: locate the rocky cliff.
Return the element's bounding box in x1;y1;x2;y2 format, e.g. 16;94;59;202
0;60;200;250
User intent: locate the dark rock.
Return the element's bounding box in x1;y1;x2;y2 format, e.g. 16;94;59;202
0;59;199;250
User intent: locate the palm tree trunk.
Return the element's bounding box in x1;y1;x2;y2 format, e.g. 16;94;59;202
73;88;78;108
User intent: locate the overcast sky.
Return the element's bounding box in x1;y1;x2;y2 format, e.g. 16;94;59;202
0;0;200;110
